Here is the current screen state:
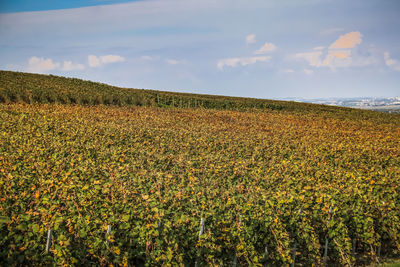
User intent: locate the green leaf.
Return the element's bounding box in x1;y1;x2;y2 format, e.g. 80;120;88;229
0;216;10;224
79;229;87;238
32;223;39;233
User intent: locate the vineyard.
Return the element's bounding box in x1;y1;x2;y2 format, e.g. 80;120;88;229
0;72;400;266
0;70;294;111
0;70;377;116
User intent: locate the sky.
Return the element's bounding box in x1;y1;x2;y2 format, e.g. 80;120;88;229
0;0;400;99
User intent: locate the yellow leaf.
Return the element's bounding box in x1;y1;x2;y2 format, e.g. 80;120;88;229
113;247;120;255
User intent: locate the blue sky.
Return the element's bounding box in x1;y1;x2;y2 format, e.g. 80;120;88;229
0;0;140;13
1;0;400;99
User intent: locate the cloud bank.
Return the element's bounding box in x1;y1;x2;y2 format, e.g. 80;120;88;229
26;54;124;73
27;56;84;73
28;57;60;73
294;31;369;70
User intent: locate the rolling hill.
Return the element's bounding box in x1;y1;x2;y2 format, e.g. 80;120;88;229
0;70;399;266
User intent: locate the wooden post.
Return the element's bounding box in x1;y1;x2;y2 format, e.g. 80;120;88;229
195;218;205;267
46;229;52;254
106;225;112;247
323;238;329;266
265;246;269;265
199;218;205;236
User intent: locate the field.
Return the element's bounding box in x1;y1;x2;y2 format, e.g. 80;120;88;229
1;100;399;266
0;70;372;114
1;71;400;266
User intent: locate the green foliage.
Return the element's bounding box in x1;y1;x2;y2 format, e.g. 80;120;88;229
3;70;399;120
0;71;399;265
0;103;399;266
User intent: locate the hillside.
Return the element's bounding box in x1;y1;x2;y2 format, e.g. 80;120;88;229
0;70;304;110
0;71;399;266
2;70;398;119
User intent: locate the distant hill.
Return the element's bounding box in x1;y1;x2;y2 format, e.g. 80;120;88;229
287;97;400;113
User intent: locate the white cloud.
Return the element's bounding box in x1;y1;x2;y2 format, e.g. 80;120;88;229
295;51;323;67
88;54;125;67
61;61;85;71
27;56;86;73
88;55;101;67
100;54;125;64
304;69;313;75
254;43;276;54
294;31;369;70
322;50;351;66
384;52;400;71
28;56;60;73
246;34;256;45
295;50;358;69
217;56;270;70
329;31;362;49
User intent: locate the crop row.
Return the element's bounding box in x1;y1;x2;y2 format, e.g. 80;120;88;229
0;70;290;112
4;70;397;121
0;104;399;266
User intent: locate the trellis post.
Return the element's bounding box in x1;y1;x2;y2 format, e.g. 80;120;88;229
106;225;112;247
195;218;205;267
45;229;52;254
